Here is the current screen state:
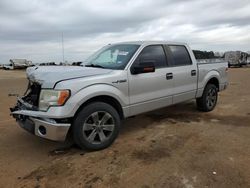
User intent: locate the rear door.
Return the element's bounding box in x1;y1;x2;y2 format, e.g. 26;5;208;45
166;45;198;104
128;45;174;116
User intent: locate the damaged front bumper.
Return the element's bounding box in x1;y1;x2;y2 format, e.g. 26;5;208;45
10;98;71;142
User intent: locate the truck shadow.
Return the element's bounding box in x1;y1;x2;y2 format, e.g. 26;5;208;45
48;101;200;155
49;100;250;155
120;101;201;135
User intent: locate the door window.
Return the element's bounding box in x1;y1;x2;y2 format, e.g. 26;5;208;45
134;45;167;68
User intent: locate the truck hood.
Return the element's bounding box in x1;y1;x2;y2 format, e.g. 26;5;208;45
26;66;112;88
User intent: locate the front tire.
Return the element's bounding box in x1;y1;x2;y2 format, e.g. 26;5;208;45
196;84;218;112
73;102;121;150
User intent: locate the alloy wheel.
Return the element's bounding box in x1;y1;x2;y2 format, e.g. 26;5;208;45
82;111;115;144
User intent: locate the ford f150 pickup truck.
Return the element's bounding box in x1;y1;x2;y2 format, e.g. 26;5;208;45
11;41;228;150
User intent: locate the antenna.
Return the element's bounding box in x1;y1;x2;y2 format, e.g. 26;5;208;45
62;32;65;63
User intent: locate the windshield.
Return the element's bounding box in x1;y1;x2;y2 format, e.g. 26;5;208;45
84;44;140;70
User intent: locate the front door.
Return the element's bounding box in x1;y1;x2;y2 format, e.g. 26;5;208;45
128;45;174;116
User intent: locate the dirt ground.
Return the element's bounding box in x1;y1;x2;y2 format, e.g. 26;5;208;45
0;68;250;188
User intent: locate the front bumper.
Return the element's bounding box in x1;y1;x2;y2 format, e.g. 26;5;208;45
11;99;71;142
16;115;70;141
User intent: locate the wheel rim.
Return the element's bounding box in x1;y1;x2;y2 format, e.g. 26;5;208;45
206;88;217;109
82;111;115;144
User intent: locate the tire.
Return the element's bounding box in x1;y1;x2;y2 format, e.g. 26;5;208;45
196;84;218;112
73;102;121;150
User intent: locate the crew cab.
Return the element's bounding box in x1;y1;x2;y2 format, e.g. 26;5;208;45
11;41;228;150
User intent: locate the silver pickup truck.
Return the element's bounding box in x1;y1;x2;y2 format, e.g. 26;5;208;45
11;41;228;150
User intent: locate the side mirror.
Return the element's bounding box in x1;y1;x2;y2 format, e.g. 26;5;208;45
131;61;155;74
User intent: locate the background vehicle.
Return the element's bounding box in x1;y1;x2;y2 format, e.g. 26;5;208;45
3;59;33;70
224;51;248;67
247;54;250;64
11;41;228;150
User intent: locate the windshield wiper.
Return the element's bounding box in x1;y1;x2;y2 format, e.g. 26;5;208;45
85;64;105;68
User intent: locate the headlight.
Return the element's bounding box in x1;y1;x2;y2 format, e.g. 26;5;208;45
39;89;70;111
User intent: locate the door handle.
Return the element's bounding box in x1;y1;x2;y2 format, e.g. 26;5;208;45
166;73;173;80
191;70;196;76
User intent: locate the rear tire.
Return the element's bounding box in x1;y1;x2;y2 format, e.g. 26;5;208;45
196;84;218;112
73;102;121;150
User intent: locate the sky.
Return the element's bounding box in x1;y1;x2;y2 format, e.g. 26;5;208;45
0;0;250;64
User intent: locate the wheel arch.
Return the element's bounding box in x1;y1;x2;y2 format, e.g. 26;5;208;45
74;95;125;120
196;70;220;98
206;77;219;90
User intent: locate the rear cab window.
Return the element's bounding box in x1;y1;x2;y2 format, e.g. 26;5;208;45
168;45;192;66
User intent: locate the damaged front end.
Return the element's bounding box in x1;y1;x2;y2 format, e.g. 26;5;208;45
10;81;71;142
10;82;41;113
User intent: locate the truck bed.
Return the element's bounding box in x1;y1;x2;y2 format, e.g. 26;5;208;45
196;59;228;98
196;58;225;64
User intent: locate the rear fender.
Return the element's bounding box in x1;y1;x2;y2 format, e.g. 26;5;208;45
196;70;220;98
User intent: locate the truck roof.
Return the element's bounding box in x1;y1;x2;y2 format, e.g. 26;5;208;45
111;41;188;46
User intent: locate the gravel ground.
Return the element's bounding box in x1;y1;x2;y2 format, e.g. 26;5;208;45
0;68;250;188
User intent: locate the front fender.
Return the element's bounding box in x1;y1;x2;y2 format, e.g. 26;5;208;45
62;84;129;117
